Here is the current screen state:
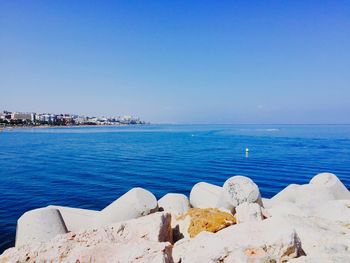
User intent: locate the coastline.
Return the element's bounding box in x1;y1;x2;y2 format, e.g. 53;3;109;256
2;123;146;130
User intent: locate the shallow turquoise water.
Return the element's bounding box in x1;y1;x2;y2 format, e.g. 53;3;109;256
0;124;350;252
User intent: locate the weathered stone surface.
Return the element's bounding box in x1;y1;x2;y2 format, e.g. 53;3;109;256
158;193;190;216
266;197;350;263
16;208;68;247
313;199;350;223
310;172;350;199
270;183;336;207
189;182;233;211
222;175;262;207
93;187;158;227
267;202;307;218
47;187;158;232
173;217;304;263
176;208;236;238
235;202;263;223
1;212;172;263
5;174;350;263
47;205;99;231
66;241;173;263
272;213;350;263
1;240;172;263
261;197;273;208
270;184;300;203
290;254;350;263
270;173;350;208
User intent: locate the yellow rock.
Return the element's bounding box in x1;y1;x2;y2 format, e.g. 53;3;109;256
177;208;236;238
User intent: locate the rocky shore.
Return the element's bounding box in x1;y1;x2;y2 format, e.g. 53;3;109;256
1;172;349;262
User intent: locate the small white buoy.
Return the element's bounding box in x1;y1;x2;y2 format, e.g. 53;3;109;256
245;148;249;153
245;148;249;158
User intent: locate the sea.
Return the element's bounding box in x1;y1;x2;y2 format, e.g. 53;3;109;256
0;124;350;252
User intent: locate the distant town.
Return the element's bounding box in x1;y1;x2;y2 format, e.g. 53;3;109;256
0;110;147;127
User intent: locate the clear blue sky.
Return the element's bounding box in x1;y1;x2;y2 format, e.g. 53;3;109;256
1;1;349;124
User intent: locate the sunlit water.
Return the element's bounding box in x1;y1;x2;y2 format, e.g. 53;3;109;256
1;124;350;252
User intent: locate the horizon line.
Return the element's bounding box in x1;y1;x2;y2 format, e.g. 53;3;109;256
150;123;350;125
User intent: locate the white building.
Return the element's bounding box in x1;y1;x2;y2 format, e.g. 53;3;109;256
11;112;36;122
37;114;57;123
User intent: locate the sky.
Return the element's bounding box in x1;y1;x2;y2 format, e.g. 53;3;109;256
0;1;349;124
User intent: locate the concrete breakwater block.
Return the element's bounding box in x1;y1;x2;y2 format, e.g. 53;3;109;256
5;173;350;262
223;175;262;207
310;172;350;199
270;183;335;207
48;187;158;231
189;182;233;211
3;212;173;262
16;208;68;247
93;187;158;227
235;202;263;223
15;187;158;246
270;173;350;207
47;205;99;231
158;193;190;216
173;216;305;263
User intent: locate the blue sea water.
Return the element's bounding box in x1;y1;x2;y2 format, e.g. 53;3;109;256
0;124;350;252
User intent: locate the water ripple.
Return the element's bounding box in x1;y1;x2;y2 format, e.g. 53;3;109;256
0;124;350;253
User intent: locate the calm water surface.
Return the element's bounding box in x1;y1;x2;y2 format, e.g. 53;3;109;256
1;124;350;252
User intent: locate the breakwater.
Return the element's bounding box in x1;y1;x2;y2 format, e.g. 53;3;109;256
1;173;349;262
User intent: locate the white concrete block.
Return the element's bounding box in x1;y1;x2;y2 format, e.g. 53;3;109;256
93;187;158;226
270;184;300;203
158;193;190;215
173;217;304;263
235;202;263;223
270;183;336;207
189;182;233;211
16;208;68;247
313;200;350;224
47;205;99;231
4;212;173;262
222;176;262;207
261;197;273;208
310;172;350;200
